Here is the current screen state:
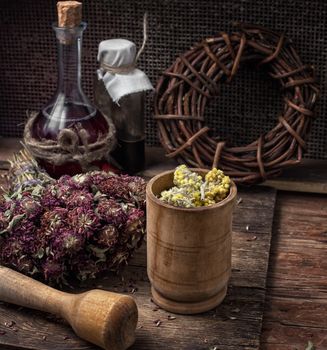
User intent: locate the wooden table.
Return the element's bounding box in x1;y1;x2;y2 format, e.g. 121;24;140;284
0;138;326;350
261;191;327;349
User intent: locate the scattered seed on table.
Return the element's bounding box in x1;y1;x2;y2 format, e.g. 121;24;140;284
246;225;250;231
63;336;70;340
229;316;237;320
167;315;176;320
237;198;243;205
154;319;162;327
247;236;257;241
137;325;143;329
232;308;240;313
4;321;15;328
204;338;208;343
42;336;47;341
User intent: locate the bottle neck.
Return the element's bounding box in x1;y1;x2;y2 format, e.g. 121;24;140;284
53;23;86;98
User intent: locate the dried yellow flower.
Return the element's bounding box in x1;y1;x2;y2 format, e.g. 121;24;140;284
159;165;230;208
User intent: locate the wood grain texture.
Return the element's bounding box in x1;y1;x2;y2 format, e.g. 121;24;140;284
0;177;277;350
261;192;327;350
146;170;237;314
0;266;138;350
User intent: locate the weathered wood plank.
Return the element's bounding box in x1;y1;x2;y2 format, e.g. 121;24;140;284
263;159;327;194
0;185;277;350
0;280;266;350
261;191;327;350
262;322;327;350
263;295;327;329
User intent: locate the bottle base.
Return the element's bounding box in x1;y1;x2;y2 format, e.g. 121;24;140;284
112;139;145;175
37;159;112;179
150;285;227;315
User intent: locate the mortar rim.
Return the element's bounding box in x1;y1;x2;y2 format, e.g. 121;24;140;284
146;168;237;212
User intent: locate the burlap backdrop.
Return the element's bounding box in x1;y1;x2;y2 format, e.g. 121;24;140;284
0;0;326;159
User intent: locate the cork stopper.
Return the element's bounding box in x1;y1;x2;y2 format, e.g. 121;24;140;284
57;1;82;28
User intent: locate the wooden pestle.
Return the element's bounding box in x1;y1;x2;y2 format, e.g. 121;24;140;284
0;266;138;350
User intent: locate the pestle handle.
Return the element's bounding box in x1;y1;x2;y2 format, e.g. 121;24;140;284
0;266;138;350
0;265;69;316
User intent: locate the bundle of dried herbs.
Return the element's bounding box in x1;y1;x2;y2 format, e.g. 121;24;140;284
159;165;231;208
0;150;146;286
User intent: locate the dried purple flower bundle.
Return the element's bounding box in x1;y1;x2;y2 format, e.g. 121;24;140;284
0;150;146;286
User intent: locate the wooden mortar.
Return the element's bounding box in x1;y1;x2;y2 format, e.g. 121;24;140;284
146;169;237;314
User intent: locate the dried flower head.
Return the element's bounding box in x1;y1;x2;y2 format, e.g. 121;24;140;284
160;165;231;207
125;208;145;233
0;212;8;232
97;225;119;249
42;259;64;282
68;207;99;237
20;196;42;219
40;207;68;236
96;198;127;226
52;228;84;256
65;190;93;209
0;151;146;286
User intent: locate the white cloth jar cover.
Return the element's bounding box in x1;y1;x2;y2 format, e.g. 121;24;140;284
97;39;153;103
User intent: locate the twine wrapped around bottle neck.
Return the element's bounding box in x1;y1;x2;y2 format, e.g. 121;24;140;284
100;13;148;75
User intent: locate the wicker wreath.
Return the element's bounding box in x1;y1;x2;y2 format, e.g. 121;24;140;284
154;23;319;184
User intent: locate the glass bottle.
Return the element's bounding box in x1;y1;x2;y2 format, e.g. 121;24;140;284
94;76;145;174
31;22;110;178
94;39;153;175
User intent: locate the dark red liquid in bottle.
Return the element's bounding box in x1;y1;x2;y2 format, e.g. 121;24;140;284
30;22;114;179
32;102;109;178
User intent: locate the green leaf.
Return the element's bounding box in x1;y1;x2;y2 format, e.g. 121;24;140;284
3;194;12;202
305;341;315;350
93;191;106;202
0;214;25;234
29;266;39;275
31;184;44;197
10;186;23;200
7;213;25;230
34;248;45;259
4;209;11;218
88;245;108;263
